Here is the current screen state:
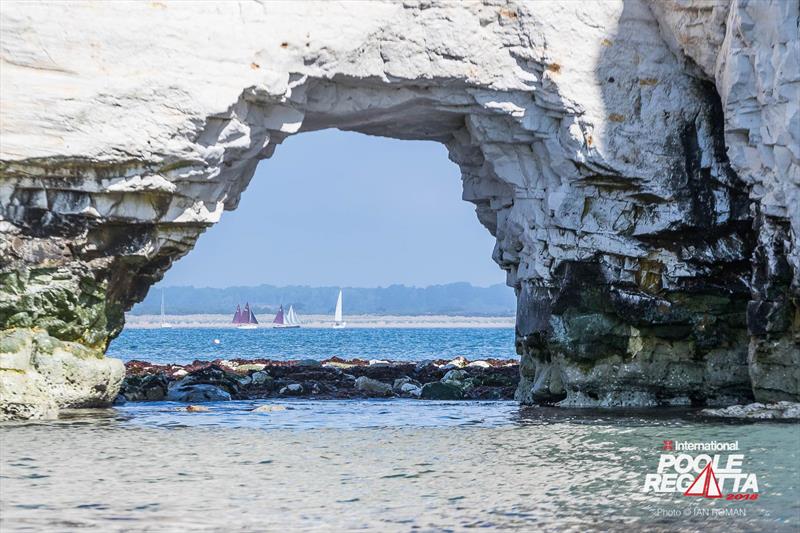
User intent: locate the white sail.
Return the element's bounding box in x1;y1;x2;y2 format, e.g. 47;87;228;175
334;290;343;322
285;305;301;326
333;290;345;328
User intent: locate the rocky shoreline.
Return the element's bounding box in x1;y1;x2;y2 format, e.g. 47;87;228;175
118;357;520;403
700;402;800;420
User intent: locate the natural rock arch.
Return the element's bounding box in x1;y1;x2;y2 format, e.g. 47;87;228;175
1;0;797;419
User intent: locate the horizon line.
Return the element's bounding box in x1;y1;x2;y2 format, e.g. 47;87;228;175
154;281;511;291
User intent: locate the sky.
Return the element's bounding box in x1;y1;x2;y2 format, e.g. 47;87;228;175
159;129;504;288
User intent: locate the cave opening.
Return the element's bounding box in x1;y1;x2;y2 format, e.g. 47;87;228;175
111;126;519;367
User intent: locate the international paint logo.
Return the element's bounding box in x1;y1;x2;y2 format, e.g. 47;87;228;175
643;440;760;501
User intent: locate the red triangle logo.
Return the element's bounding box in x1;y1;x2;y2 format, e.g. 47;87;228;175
684;463;722;498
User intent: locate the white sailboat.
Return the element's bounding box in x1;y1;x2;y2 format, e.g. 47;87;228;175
285;305;302;328
273;304;301;329
160;289;172;328
332;289;346;329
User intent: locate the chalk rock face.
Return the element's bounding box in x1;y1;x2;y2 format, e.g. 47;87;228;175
0;1;797;418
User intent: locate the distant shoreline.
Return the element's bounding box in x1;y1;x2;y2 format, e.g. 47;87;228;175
130;283;516;316
125;314;515;329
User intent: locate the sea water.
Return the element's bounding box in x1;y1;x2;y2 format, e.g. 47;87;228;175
107;327;518;364
1;401;798;531
4;329;798;531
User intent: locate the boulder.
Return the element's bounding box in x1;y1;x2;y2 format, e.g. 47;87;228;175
441;369;474;394
279;383;304;396
421;382;464;400
415;360;435;372
250;371;273;387
120;373;169;401
354;376;392;396
440;357;468;370
167;381;231;402
441;369;469;383
399;383;422;397
393;376;421;391
0;329;124;420
173;365;240;397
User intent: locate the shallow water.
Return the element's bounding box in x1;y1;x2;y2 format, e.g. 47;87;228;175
2;401;798;532
107;327;517;364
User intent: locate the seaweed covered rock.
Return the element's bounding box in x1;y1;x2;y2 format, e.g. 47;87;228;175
117;358;518;402
120;373;168;401
166;382;231;403
421;382;464;401
354;376;393;396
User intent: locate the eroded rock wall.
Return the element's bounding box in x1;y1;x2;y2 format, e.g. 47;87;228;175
651;0;800;402
0;0;797;419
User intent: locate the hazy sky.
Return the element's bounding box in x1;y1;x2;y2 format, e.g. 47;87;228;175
160;129;504;288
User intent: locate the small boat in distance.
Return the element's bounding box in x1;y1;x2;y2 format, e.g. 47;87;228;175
273;304;301;329
233;303;258;329
333;289;346;329
160;289;172;328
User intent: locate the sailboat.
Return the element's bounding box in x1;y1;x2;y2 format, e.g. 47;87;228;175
232;303;259;329
160;289;172;328
273;304;301;329
332;289;346;329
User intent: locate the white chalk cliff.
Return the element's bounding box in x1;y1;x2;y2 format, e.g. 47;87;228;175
0;0;797;419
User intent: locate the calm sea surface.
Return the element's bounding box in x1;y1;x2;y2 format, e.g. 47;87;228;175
4;329;798;531
107;327;518;364
1;401;798;532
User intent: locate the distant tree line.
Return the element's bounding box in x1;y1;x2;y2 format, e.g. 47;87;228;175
132;282;516;316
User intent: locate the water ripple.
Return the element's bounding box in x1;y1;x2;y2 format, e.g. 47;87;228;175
1;401;797;532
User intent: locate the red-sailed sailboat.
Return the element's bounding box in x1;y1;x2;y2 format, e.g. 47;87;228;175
232;303;259;329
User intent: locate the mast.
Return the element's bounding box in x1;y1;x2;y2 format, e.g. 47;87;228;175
334;290;343;323
159;289;173;328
